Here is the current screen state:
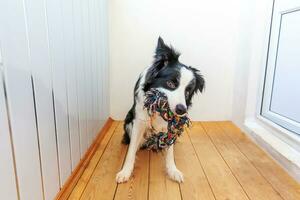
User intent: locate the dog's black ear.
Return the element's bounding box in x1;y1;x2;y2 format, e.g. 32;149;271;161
157;36;165;49
154;37;180;68
144;37;181;90
146;37;180;82
191;67;205;93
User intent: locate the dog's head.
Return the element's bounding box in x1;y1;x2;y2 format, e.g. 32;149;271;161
144;37;205;116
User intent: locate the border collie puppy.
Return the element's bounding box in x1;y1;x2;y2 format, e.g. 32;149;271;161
116;37;205;183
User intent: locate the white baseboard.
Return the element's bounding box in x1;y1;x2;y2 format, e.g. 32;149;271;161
244;117;300;183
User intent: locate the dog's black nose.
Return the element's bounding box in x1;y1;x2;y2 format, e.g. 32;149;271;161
175;104;187;115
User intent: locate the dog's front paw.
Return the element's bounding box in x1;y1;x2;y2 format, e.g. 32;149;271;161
116;169;132;183
167;168;184;183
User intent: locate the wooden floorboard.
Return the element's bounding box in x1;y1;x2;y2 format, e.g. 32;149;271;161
175;130;215;200
148;151;181;200
68;121;119;200
80;122;128;200
67;121;300;200
202;122;283;200
188;123;249;200
219;121;300;200
114;150;150;200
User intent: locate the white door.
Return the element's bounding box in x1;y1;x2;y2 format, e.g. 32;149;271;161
262;0;300;134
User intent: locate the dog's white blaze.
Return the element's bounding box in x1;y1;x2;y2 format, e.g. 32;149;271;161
159;67;194;112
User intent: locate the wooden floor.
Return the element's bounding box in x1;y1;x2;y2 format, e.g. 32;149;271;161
68;121;300;200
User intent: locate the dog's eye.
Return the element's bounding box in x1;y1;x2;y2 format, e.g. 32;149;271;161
185;91;190;97
166;80;176;89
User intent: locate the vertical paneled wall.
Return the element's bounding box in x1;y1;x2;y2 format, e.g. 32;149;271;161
0;0;109;199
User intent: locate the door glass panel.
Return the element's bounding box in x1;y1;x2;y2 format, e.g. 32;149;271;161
270;10;300;123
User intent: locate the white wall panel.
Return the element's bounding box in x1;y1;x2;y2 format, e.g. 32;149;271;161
82;0;93;146
0;0;44;199
0;69;18;200
91;0;101;139
45;0;71;185
0;0;109;198
87;0;96;141
87;0;95;140
4;69;43;200
89;0;98;139
94;0;104;130
101;0;110;120
73;0;88;157
23;0;60;198
61;0;81;169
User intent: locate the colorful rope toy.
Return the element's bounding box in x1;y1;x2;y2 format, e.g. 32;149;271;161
141;89;191;151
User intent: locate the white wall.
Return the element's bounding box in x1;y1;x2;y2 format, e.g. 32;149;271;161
231;0;256;129
0;0;109;199
109;0;242;121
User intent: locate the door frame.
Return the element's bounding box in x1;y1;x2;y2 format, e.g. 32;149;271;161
261;2;300;135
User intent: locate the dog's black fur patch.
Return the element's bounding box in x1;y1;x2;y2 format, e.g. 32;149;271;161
122;105;134;144
122;76;141;144
186;66;205;107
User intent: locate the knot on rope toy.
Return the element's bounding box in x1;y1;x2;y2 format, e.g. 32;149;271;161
141;89;191;151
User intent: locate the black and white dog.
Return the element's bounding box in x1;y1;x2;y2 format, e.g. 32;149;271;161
116;37;205;183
